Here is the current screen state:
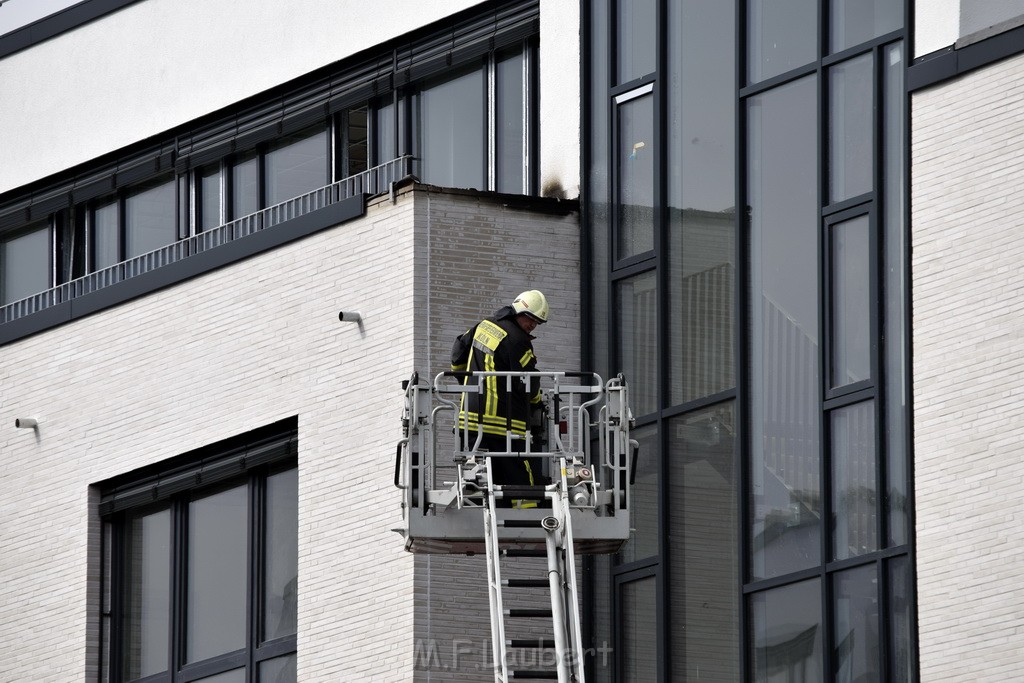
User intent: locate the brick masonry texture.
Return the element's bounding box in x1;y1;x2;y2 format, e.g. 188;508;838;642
912;51;1024;681
0;185;578;682
411;186;581;682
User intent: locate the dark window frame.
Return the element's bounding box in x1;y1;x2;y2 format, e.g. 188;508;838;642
99;422;298;683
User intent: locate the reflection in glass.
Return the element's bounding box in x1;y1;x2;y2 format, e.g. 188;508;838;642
232;151;259;219
187;485;248;663
200;164;223;232
616;0;656;84
126;176;176;259
260;653;297;683
617;94;654;258
621;578;658;682
123;508;170;680
496;47;526;194
93;199;120;269
750;579;822;682
616;271;657;416
831;0;903;53
833;565;879;682
618;424;658;564
265;468;298;641
420;66;486;189
193;668;245;683
1;223;49;304
830;214;871;387
668;403;739;681
590;554;614;683
829;54;873;203
748;0;817;83
748;75;820;580
667;0;736;406
266;127;328;206
346;106;368;177
831;401;877;560
884;42;908;547
374;101;395;167
888;556;914;682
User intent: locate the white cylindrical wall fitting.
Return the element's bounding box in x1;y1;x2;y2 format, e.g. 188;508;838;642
338;311;362;323
15;417;38;428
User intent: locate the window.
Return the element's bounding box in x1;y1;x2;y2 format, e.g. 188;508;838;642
0;220;50;304
100;425;298;683
0;2;539;320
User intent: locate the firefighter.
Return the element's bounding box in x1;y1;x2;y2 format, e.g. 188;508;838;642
451;290;548;500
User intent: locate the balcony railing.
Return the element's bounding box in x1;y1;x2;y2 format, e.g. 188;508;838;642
1;155;413;326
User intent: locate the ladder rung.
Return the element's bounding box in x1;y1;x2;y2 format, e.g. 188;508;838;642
495;485;548;498
504;578;549;588
502;548;547;557
507;608;552;618
509;671;558;679
508;638;557;649
501;519;544;528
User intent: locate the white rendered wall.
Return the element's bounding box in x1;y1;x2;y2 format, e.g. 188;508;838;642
912;52;1024;680
0;0;583;203
0;0;482;194
539;0;581;199
914;0;960;56
0;192;420;681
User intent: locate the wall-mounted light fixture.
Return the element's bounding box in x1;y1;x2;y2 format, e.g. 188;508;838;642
15;417;38;429
338;311;362;323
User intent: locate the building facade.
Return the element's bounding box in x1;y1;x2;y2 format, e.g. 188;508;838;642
2;0;1024;681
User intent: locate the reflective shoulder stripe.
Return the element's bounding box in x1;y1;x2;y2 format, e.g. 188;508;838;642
472;319;508;354
451;363;467;372
518;348;535;368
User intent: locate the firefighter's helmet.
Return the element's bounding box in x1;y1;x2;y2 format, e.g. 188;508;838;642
512;290;549;323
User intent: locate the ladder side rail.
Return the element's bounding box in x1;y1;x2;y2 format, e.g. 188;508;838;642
483;459;510;682
559;489;586;682
544;520;572;683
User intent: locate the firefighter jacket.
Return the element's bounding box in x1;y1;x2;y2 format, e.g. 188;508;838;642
450;305;542;437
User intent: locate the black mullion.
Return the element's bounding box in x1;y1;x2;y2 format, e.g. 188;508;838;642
247;471;262;682
256;145;267;212
109;514;124;683
171;499;186;683
817;3;830;680
579;0;598;671
736;0;751;679
653;0;669;678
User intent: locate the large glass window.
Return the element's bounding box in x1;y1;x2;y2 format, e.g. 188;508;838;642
616;91;655;259
496;47;527;194
105;460;297;683
747;0;817;83
830;401;877;560
668;402;739;681
750;579;822;682
125;175;176;259
266;126;329;207
618;424;659;564
830;0;903;53
616;270;657;416
828;214;872;388
232;151;260;219
92;198;120;271
616;0;656;84
619;577;658;681
832;565;879;682
199;163;224;232
420;66;487;190
748;75;820;581
829;54;873;203
0;221;50;304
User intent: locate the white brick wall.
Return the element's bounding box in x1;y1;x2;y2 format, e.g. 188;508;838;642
0;184;578;682
912;50;1024;681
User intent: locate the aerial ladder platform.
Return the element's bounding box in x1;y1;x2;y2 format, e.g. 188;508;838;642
394;370;637;682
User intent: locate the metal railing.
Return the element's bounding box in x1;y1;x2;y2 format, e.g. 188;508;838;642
1;155;414;325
